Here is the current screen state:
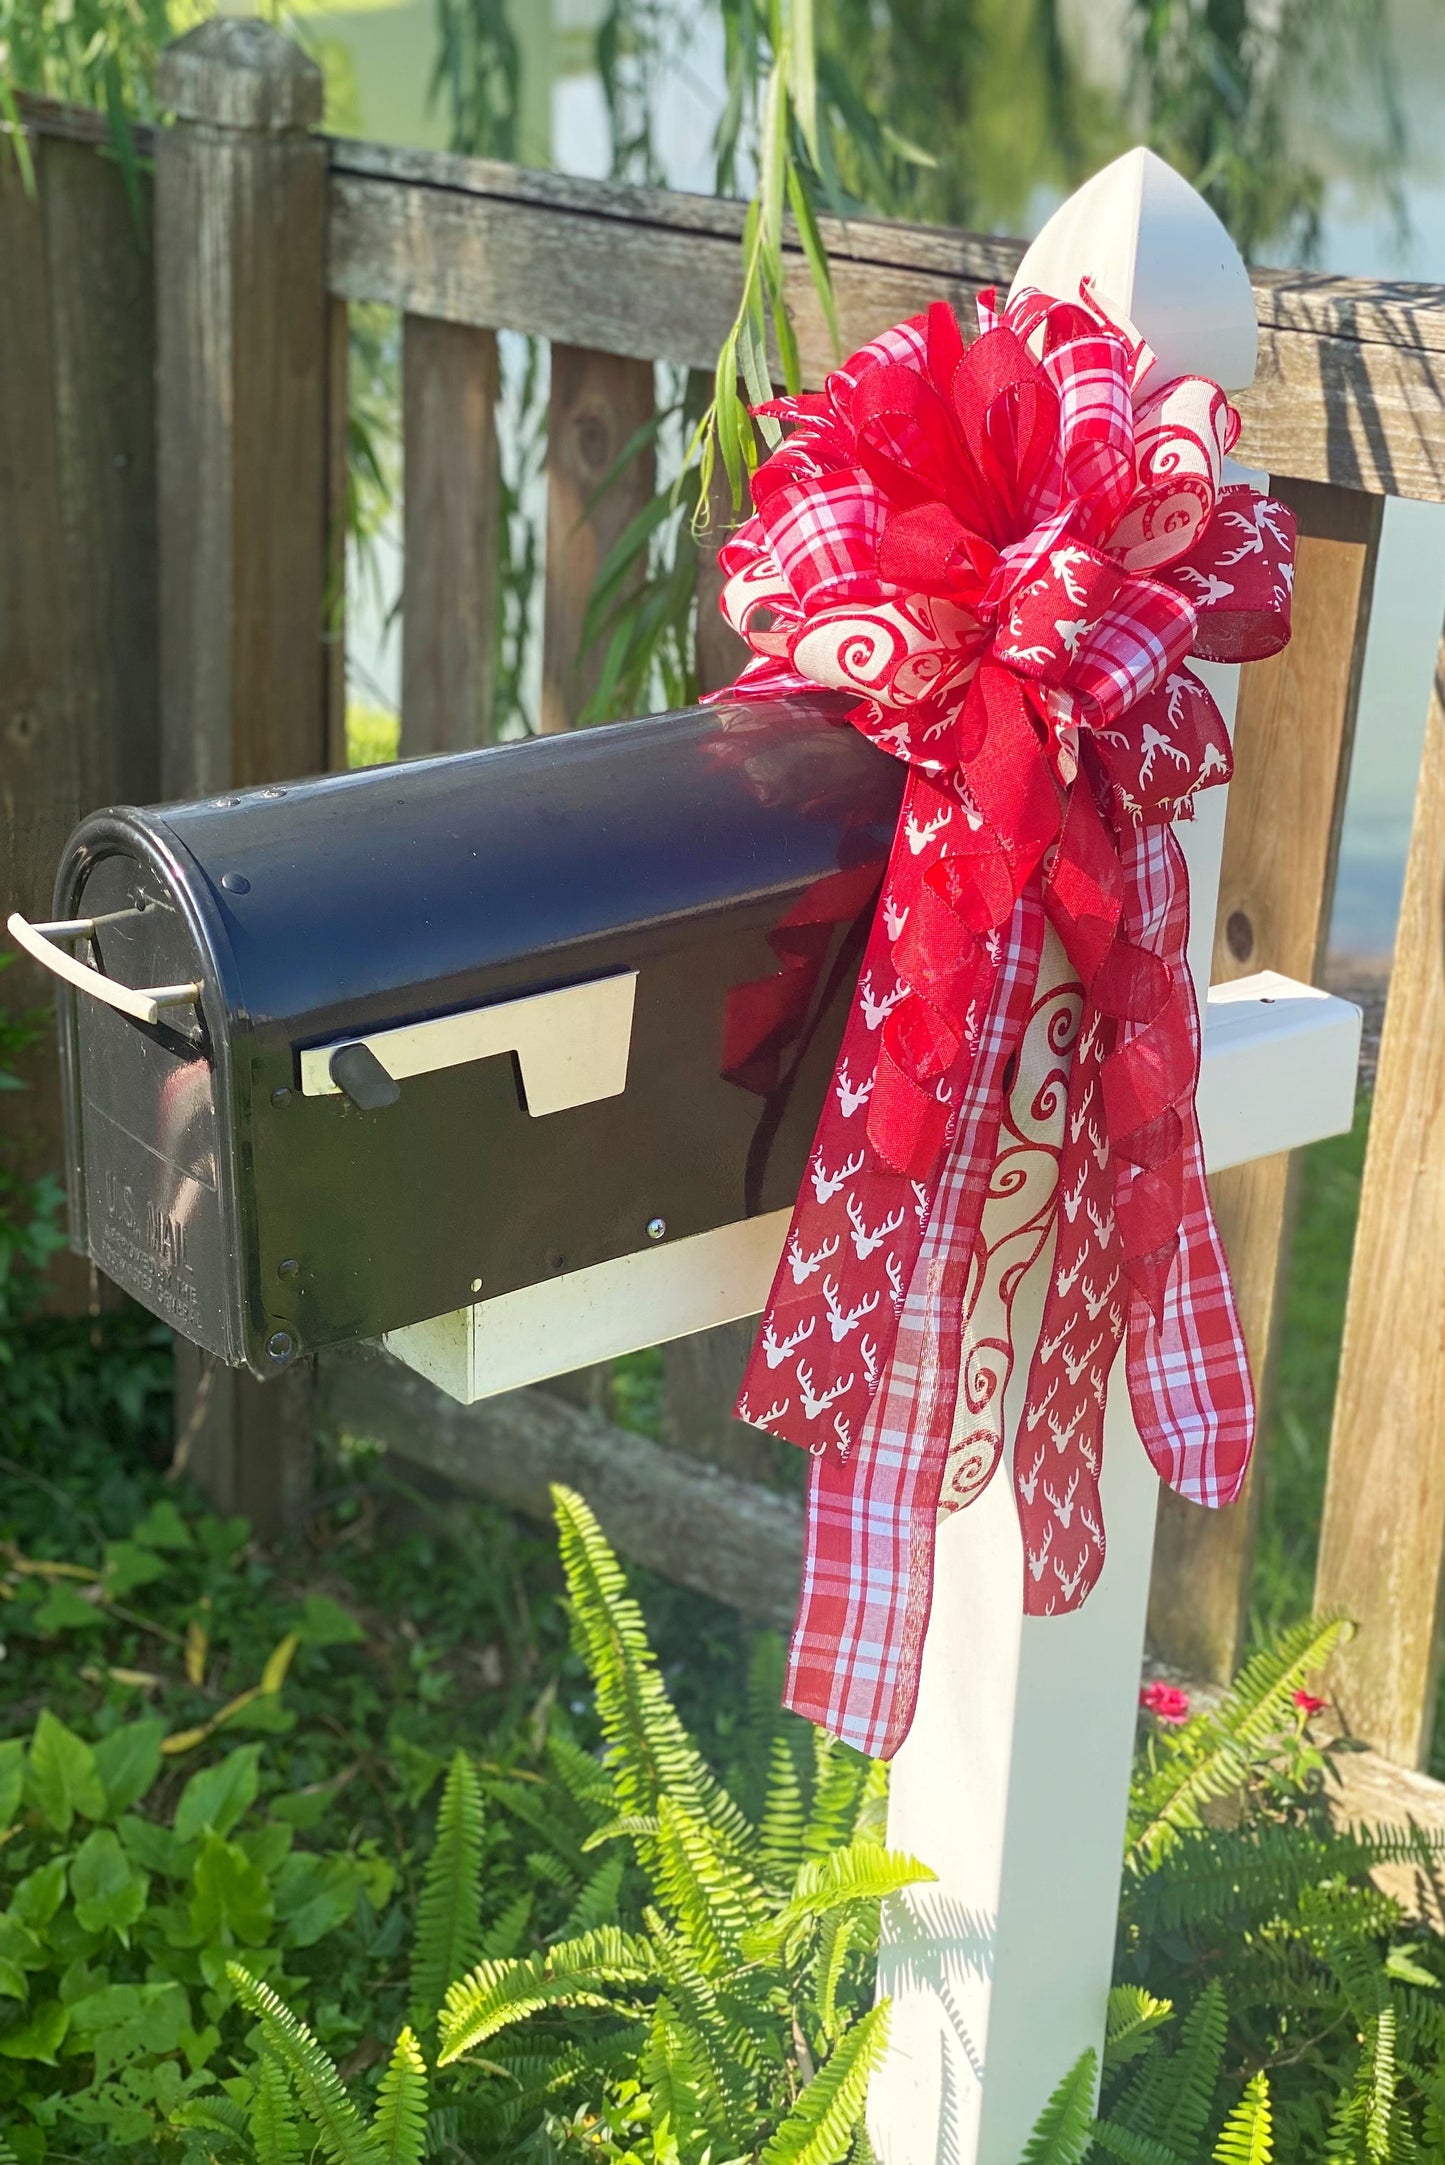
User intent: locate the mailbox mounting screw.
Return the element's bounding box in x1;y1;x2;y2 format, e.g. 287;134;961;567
214;796;240;808
220;872;251;895
266;1330;295;1363
271;1086;292;1107
470;1276;483;1295
278;1258;300;1279
261;786;287;799
647;1217;667;1242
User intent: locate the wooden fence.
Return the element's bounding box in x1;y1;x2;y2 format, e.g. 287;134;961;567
5;16;1445;1776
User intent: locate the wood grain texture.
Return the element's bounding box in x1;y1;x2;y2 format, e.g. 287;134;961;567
540;345;654;733
1149;482;1382;1680
154;22;331;1525
172;1342;314;1544
1317;632;1445;1767
325;144;1445;502
20;95;1445;499
0;134;158;1312
156;24;331;795
400;314;500;754
320;1340;805;1626
324;295;350;771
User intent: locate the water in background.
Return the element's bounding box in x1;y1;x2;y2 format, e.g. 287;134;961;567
322;0;1445;961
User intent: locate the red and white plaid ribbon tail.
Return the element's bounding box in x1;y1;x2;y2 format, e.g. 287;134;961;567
783;890;1047;1758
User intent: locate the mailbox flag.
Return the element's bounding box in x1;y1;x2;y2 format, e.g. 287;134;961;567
714;279;1294;1757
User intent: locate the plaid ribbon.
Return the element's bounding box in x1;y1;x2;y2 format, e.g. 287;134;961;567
711;284;1294;1755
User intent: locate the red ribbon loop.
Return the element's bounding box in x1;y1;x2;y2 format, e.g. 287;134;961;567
708;281;1295;1749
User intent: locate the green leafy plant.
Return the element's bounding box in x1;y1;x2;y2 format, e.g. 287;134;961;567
0;1679;394;2153
193;1486;922;2164
1023;1617;1445;2162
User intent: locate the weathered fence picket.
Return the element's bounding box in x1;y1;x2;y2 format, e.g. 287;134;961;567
7;25;1445;1779
1149;479;1383;1680
0;125;157;1315
541;345;655;733
1318;636;1445;1765
401;314;502;754
154;21;334;1535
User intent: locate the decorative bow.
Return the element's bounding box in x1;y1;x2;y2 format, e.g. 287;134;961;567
712;285;1295;1757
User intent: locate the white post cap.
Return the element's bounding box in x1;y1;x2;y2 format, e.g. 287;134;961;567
1008;146;1258;393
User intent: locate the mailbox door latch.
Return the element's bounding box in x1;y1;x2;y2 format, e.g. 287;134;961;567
298;971;638;1116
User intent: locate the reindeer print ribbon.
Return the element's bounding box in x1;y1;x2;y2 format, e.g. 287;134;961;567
714;283;1295;1756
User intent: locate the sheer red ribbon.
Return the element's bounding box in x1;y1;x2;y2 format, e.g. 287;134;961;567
711;286;1294;1742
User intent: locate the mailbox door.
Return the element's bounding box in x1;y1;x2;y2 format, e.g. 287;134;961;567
54;838;242;1361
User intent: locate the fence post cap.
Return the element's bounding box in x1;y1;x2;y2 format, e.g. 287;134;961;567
156;19;323;134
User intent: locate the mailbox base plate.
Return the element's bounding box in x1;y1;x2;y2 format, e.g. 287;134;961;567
382;971;1361;1408
384;1207;791;1403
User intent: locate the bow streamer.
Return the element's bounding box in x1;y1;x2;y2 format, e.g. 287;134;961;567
715;285;1295;1758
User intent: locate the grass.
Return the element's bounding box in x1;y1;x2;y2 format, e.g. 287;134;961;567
1249;1092;1369;1647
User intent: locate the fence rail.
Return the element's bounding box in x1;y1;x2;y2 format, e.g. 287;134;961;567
4;23;1445;1776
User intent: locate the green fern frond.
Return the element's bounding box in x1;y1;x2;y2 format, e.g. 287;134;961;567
729;1629;790;1823
1126;1821;1445;1941
228;1964;382;2165
748;1843;936;1963
526;1848;577;1892
558;1853;626;1939
582;1813;662;1852
1162;1983;1230;2157
370;2028;428;2165
1367;2006;1399;2163
1213;2073;1273;2165
1325;2070;1367;2164
486;1777;589;1876
250;2051;304;2165
1104;1986;1175;2074
759;1731;808;1886
654;1792;769;1971
642;2007;712;2162
547;1731;615;1815
812;1908;859;2042
853;1756;890;1847
760;1999;890;2165
0;2140;19;2165
482;1890;533;1959
804;1731;872;1857
1092;2127;1189;2165
1106;1983;1226;2158
409;1748;485;2027
437;1926;655;2063
174;2093;253;2141
1092;2129;1190;2165
1019;2048;1097;2165
1127;1615;1348;1870
551;1485;752;1850
644;2002;748;2160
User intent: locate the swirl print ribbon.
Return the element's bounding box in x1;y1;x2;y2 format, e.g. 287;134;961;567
715;284;1295;1758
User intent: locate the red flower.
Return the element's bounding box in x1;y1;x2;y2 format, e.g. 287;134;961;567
1139;1680;1191;1725
1293;1689;1329;1717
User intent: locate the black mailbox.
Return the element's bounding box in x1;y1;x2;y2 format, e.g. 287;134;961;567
12;700;901;1381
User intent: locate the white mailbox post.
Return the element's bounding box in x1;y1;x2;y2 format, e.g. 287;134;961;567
866;150;1360;2165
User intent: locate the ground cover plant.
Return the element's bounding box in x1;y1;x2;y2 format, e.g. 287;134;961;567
10;1412;1445;2163
6;987;1443;2160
